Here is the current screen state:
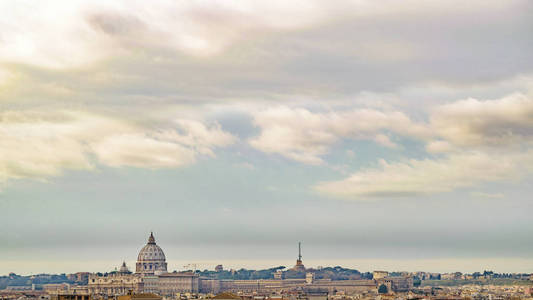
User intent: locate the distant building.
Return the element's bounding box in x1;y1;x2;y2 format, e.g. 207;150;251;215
43;283;71;294
141;276;160;295
117;293;162;300
292;242;305;272
136;233;168;276
305;273;315;284
88;273;143;295
273;270;284;280
372;271;388;280
376;276;413;292
211;293;241;300
51;294;91;300
215;265;224;272
119;262;131;274
157;272;199;296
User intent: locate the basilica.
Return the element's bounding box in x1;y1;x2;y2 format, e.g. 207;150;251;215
135;232;168;275
88;233;199;297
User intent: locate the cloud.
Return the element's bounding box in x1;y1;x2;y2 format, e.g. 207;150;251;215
315;151;533;199
1;0;531;200
0;110;235;186
0;0;326;68
314;90;533;199
92;120;235;168
249;106;428;164
0;111;95;183
431;92;533;148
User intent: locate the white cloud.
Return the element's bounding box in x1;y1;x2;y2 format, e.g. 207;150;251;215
314;90;533;199
249;106;428;164
315;150;533;199
0;0;326;68
431;92;533;148
425;140;455;153
374;134;399;148
0;0;520;69
92;134;196;169
0;110;235;186
92;120;235;168
0;110;112;184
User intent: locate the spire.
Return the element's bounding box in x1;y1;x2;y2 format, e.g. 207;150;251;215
298;242;302;261
148;232;156;244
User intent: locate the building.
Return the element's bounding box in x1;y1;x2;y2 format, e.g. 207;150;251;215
305;273;315;284
141;276;160;295
136;233;168;276
119;262;131;274
215;265;224;272
273;271;284;280
43;284;72;294
197;278;376;295
117;293;162;300
157;273;199;296
51;295;91;300
372;271;388;280
211;293;241;300
292;243;305;272
87;272;143;296
376;277;413;293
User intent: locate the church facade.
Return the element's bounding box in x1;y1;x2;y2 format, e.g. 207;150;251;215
88;233;198;297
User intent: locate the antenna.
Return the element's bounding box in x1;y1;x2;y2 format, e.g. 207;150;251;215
298;242;302;261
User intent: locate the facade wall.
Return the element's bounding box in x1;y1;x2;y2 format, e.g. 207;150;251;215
197;278;376;295
157;274;199;296
87;274;143;295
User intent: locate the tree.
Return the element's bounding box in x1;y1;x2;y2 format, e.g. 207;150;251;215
378;284;388;294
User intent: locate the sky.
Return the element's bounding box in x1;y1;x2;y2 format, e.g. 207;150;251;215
1;0;533;275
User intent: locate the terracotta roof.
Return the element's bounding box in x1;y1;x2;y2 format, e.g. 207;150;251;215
129;293;162;300
158;272;197;277
212;293;241;300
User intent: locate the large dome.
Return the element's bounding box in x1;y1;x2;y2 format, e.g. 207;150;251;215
136;232;168;275
137;244;166;261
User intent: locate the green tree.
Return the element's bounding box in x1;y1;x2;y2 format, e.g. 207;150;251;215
378;284;388;294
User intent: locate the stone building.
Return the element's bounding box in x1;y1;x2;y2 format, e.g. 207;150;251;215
292;243;305;272
116;293;161;300
372;271;388;280
136;233;168;276
157;273;199;296
87;272;143;295
376;276;413;292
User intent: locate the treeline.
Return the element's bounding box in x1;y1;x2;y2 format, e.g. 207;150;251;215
194;266;372;280
0;273;73;289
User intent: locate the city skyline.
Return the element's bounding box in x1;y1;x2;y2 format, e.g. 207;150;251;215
3;232;533;275
1;0;532;277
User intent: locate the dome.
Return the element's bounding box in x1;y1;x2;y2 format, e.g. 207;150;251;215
136;232;168;275
137;244;166;261
119;261;130;273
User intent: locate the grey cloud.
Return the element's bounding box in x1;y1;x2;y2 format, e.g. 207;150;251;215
3;1;532;110
86;12;146;37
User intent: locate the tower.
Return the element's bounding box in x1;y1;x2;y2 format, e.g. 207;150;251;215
298;242;302;262
292;241;305;271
